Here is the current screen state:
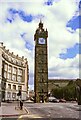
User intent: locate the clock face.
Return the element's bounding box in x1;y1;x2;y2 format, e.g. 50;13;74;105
38;38;45;44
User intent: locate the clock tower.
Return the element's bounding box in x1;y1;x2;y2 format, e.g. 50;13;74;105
34;21;48;103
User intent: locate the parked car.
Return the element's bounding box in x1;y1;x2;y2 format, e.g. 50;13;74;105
59;99;66;103
30;96;35;101
48;97;59;103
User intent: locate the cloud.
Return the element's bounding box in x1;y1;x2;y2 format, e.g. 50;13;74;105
0;0;80;90
20;33;34;50
48;54;79;79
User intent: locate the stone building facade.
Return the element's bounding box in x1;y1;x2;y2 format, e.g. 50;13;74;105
0;42;29;101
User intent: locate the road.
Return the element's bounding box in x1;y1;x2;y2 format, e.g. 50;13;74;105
19;102;80;120
1;102;81;120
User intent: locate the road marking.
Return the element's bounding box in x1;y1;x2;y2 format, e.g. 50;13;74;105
17;114;43;120
17;115;24;120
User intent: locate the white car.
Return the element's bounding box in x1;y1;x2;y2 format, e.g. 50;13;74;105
49;97;59;103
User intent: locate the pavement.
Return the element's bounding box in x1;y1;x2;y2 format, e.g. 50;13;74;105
0;102;28;118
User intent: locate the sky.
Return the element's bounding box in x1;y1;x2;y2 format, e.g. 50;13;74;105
0;0;80;90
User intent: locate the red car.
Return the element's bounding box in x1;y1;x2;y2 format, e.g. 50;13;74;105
59;99;66;103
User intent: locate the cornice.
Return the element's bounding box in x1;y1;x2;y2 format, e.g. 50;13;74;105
0;42;28;67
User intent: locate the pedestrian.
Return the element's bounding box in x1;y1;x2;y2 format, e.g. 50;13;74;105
20;100;23;110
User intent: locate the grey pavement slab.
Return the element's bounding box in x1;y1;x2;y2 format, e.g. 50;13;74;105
0;102;28;117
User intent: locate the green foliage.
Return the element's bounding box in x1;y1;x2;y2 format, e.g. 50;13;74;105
51;88;63;99
51;81;77;101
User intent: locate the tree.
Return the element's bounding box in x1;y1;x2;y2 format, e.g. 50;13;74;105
51;81;77;101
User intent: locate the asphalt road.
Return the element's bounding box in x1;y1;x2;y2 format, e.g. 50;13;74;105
1;102;81;120
19;102;80;120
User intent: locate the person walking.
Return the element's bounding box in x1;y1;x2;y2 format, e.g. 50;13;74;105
20;100;23;110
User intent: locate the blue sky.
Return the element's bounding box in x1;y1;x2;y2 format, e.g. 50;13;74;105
6;8;33;23
6;8;44;24
0;0;80;90
59;43;80;59
44;0;54;5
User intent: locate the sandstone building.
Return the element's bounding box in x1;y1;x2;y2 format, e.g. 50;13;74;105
0;42;29;101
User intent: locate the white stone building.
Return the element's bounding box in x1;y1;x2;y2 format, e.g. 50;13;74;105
0;42;29;101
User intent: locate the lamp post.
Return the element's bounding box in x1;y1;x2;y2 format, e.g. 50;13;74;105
17;88;21;107
17;79;21;108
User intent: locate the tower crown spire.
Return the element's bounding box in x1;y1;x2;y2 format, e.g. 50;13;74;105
39;20;43;29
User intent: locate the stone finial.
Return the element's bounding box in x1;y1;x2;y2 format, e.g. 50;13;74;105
22;56;24;59
6;49;9;53
16;54;18;57
3;46;6;49
0;42;3;46
39;20;43;29
25;58;27;61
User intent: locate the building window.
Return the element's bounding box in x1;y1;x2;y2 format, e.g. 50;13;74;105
18;68;22;75
12;58;16;64
4;71;7;78
7;92;11;98
8;73;12;80
18;86;22;91
8;65;12;73
12;74;16;81
9;57;11;62
4;64;7;71
19;62;22;66
13;67;17;74
17;76;22;83
8;84;11;89
12;93;16;98
13;85;16;90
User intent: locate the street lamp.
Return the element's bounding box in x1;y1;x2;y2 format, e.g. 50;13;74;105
17;88;21;108
17;79;22;108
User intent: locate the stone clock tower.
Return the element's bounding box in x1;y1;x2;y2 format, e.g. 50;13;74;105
34;21;48;103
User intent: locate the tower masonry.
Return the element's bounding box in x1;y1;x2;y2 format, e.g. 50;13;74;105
34;21;48;103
